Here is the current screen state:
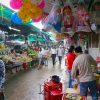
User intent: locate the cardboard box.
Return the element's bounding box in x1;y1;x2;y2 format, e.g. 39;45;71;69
66;87;80;94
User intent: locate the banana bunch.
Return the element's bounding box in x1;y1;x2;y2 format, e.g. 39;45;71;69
28;49;38;58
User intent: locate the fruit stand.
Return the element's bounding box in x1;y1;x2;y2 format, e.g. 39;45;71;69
28;47;39;67
3;53;32;72
0;40;39;71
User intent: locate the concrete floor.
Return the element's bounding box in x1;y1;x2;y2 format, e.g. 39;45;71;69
5;58;68;100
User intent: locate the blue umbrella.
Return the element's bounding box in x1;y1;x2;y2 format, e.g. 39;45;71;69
11;12;22;24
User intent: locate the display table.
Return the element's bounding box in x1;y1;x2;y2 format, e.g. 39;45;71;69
62;73;100;100
3;54;32;72
66;88;80;94
5;61;23;73
62;88;82;100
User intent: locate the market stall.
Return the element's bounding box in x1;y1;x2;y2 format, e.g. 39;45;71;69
2;49;32;72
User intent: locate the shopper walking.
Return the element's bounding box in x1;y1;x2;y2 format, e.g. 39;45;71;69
71;46;98;100
0;60;5;100
51;46;57;67
43;47;49;66
65;45;76;88
37;48;43;70
57;45;64;66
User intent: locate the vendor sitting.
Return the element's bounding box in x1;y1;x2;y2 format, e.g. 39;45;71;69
10;49;16;57
22;49;28;55
20;50;29;70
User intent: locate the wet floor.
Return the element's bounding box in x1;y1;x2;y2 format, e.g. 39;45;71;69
5;57;94;100
5;59;68;100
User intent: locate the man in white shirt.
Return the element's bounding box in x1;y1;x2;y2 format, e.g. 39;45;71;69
38;48;43;69
57;45;64;65
42;47;49;66
51;46;57;67
71;46;98;100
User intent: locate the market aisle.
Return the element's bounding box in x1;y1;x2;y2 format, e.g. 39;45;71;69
5;58;68;100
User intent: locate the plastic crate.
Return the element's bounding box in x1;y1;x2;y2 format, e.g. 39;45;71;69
44;80;62;100
50;90;63;100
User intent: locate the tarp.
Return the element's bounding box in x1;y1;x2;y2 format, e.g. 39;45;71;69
0;5;56;42
37;37;45;42
15;35;46;42
28;35;37;41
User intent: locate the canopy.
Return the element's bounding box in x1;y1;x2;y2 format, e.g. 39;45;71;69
14;35;47;42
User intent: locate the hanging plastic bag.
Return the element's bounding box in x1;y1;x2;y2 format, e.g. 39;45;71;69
43;3;62;32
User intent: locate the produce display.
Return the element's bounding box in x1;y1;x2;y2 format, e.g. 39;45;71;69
0;44;38;65
94;73;100;84
65;93;82;100
17;55;32;62
28;48;38;59
0;44;10;55
2;55;12;63
0;44;5;51
3;54;32;63
96;56;100;63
